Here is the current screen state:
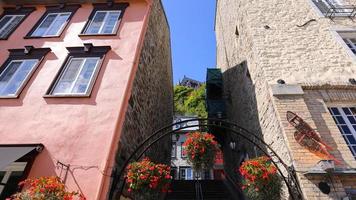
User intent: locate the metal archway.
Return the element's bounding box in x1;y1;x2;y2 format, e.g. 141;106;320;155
110;118;304;200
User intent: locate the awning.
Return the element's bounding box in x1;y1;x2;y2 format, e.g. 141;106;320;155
0;145;41;170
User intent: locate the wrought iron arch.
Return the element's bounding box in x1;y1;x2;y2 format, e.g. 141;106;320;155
110;118;304;200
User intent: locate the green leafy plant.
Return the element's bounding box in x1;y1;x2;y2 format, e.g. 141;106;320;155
126;158;171;200
174;84;207;117
183;132;219;171
8;176;85;200
238;156;282;200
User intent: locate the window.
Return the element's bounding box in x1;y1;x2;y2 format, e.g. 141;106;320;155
81;3;128;35
26;5;80;38
0;7;35;39
328;107;356;159
179;167;193;180
0;15;25;38
0;47;51;98
0;60;38;97
181;142;187;158
337;31;356;55
171;144;176;158
85;11;121;34
47;44;110;97
32;13;71;37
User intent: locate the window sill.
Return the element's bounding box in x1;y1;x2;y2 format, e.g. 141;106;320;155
24;36;61;39
43;94;91;98
78;33;117;37
0;95;19;99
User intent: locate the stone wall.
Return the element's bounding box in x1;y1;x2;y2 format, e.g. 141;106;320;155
216;0;356;199
111;0;173;198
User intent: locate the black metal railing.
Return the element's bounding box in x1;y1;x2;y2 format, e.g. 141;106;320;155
313;0;356;18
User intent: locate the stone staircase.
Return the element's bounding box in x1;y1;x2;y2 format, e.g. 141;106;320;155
165;180;233;200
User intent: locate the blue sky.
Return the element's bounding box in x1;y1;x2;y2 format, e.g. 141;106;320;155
162;0;217;84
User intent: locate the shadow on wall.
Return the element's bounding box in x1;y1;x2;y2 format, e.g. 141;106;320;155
220;61;265;199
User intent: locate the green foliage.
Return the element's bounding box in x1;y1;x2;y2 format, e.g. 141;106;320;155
174;84;207;117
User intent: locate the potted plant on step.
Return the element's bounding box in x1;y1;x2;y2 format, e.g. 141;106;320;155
126;158;172;200
238;156;282;200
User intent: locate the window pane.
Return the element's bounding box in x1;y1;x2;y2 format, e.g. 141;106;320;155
341;125;351;134
343;107;352;115
52;59;83;94
330;107;340;115
336;116;346;124
86;12;106;34
0;16;12;29
347;135;356;144
102;11;120;34
351;107;356;115
71;58;99;94
45;13;70;36
32;14;57;36
348;116;356;124
186;168;193;180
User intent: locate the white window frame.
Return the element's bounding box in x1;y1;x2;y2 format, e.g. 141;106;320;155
84;10;121;35
0;162;27;196
0;59;39;98
331;29;356;61
0;15;25;38
329;107;356;159
49;57;101;96
32;12;71;37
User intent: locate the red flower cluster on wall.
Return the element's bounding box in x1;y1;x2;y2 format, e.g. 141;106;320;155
183;132;219;170
126;158;172;195
8;176;85;200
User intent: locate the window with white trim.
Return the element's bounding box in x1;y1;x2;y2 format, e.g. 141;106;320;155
0;59;38;97
50;57;100;95
31;12;71;37
84;11;121;34
328;107;356;159
0;15;25;39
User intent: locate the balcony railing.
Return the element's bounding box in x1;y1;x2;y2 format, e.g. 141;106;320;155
313;0;356;18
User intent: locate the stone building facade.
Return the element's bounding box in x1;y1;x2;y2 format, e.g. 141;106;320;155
215;0;356;199
0;0;172;199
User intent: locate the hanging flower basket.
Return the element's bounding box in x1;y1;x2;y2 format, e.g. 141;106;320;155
238;156;282;200
125;158;171;200
8;176;86;200
183;132;219;171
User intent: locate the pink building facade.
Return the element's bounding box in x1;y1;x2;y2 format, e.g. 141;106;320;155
0;0;173;199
